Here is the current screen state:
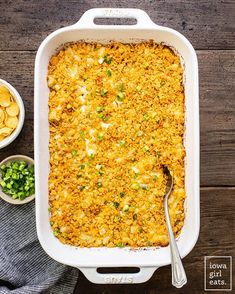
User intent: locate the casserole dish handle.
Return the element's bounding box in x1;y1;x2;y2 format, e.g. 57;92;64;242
74;8;157;28
79;266;157;284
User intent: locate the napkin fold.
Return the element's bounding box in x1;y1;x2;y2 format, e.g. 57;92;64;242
0;199;78;294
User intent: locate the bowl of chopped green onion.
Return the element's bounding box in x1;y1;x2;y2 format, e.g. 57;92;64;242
0;155;35;204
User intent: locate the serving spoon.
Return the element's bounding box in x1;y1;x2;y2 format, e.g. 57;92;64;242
163;166;187;288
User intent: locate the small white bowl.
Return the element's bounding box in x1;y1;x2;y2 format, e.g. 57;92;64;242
0;155;35;204
0;78;25;149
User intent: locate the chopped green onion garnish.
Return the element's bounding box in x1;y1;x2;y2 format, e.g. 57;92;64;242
142;146;149;153
123;204;130;212
119;140;126;147
144;62;149;69
53;229;60;236
153;174;158;181
143;113;149;121
113;201;120;208
117;83;124;92
89;153;95;160
104;55;112;64
71;149;78;156
98;113;104;119
136;130;143;137
96;164;103;170
140;184;149;190
135;85;141;92
101;89;108;97
133;172;138;179
131;183;140;190
106;69;112;77
80;185;86;191
117;92;125;101
79;130;85;138
96;106;104;112
119;192;125;198
116;242;125;248
0;161;35;201
133;213;137;220
97;181;102;188
80;164;85;169
97;133;104;140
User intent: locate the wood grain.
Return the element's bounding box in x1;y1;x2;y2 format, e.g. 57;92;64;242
0;50;235;186
1;2;235;292
73;187;235;294
0;0;234;51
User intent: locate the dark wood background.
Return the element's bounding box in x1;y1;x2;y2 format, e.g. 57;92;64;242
0;1;234;293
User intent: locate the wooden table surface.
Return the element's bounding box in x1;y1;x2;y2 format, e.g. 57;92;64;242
1;1;234;293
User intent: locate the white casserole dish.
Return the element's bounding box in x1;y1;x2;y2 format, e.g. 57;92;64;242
34;8;199;284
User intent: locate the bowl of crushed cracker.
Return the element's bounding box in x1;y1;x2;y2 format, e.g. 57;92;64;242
0;78;25;149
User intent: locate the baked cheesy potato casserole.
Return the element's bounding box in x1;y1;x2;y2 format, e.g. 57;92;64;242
47;41;185;247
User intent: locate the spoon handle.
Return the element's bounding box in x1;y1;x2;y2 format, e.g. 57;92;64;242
164;199;187;288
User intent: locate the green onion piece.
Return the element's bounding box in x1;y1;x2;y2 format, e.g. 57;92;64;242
80;164;85;170
153;174;158;181
97;133;104;141
79;130;85;138
96;164;103;170
104;55;112;64
133;213;137;220
119;192;125;198
97;181;102;188
116;242;125;248
71;149;78;156
80;185;86;191
106;69;112;77
123;204;130;212
131;183;140;190
117;83;124;92
96;106;104;113
98;113;104;119
140;184;149;190
53;229;60;236
142;146;149;153
136;130;143;137
101;89;108;97
119;140;126;147
135;85;141;92
144;62;149;69
117;92;125;101
0;181;6;187
113;201;120;208
143;113;149;121
89;153;95;160
133;172;138;179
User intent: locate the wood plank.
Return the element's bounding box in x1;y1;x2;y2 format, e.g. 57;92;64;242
73;187;235;293
0;0;234;51
198;50;235;186
0;50;235;186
